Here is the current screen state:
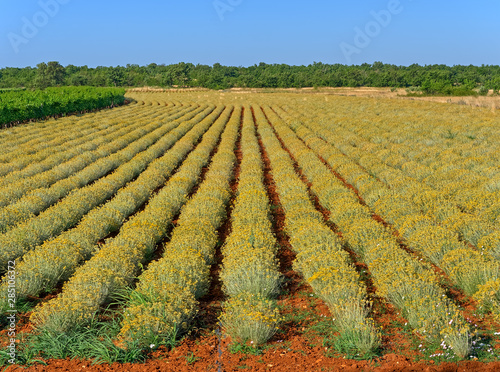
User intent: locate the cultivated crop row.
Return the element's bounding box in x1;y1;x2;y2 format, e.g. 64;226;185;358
0;105;200;233
0;101;179;155
263;106;470;357
278;106;500;321
0;104;192;208
0;86;126;125
119;105;241;346
254;106;379;354
0;106;229;315
293;103;500;238
29;105;229;333
218;106;282;345
0;104;147;171
0;105;216;271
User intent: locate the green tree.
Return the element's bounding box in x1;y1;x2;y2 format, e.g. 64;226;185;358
34;61;65;89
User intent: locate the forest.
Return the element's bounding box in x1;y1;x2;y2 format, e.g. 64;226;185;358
1;61;500;95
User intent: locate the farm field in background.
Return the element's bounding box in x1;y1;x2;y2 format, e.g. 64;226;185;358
0;87;126;127
1;90;500;371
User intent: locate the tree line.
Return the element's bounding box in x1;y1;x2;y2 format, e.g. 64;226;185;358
1;61;500;95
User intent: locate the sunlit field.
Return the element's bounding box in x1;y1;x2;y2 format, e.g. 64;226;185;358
1;90;500;371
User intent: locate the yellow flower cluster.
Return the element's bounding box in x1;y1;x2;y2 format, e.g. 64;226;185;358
0;105;223;311
219;106;281;345
478;231;500;260
119;284;197;347
29;104;230;332
0;104;199;233
279;105;500;324
473;279;500;321
0;105;216;272
441;249;500;308
254;106;379;354
119;106;241;346
266;106;470;358
220;292;281;346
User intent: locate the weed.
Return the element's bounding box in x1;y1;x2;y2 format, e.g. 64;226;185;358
185;352;199;364
12;303;153;366
228;342;263;356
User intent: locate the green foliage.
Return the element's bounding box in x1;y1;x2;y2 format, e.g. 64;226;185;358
34;62;65;89
2;62;500;91
0;86;125;125
478;85;489;96
8;311;148;366
228;342;264;355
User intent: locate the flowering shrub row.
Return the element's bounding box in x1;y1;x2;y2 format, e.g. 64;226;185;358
290;103;500;258
283;98;499;224
264;106;471;358
0;105;216;272
119;106;240;346
0;105;190;191
0;100;143;159
0;104;199;233
280;106;500;323
345;111;500;224
0;112;145;187
219;106;281;345
254;106;379;355
0;104;147;177
29;105;229;333
0;105;225;313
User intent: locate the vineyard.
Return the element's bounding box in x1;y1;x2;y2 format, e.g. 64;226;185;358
1;90;500;371
0;87;125;127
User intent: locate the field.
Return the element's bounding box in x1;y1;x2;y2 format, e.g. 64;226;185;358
1;90;500;371
0;87;125;127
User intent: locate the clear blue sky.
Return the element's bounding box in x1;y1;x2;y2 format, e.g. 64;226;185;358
0;0;498;68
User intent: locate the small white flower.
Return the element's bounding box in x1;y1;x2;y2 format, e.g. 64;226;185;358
150;344;155;349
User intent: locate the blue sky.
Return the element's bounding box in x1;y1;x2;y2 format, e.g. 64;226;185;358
0;0;498;68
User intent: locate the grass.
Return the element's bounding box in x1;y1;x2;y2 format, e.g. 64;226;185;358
229;342;264;356
280;288;381;360
184;351;200;364
4;301;167;367
327;330;380;360
12;317;147;366
409;327;500;364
